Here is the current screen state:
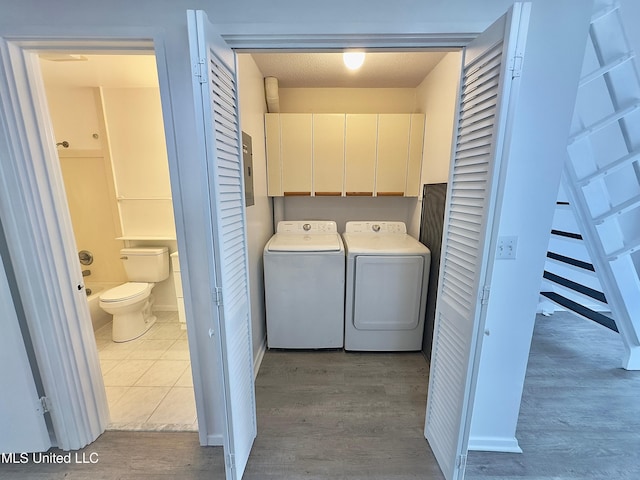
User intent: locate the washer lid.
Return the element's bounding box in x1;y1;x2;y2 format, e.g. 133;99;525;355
99;282;150;302
267;233;342;252
342;233;430;255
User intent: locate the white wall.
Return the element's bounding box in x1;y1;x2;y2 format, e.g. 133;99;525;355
279;88;418;113
416;52;462;185
237;54;273;365
408;51;463;237
0;0;516;37
282;196;417;234
102;88;176;239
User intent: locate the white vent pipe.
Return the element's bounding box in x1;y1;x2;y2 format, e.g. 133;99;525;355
264;76;280;113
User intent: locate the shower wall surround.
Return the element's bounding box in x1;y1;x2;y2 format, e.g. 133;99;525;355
44;82;178;310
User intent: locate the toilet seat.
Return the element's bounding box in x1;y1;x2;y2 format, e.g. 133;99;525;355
99;282;152;303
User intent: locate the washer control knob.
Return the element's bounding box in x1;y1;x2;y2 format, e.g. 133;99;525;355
303;223;312;231
372;224;381;232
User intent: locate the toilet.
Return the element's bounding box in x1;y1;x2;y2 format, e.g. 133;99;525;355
99;247;169;342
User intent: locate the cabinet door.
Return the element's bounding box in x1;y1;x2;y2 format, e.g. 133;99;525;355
406;114;425;197
281;113;312;195
376;114;411;195
313;114;345;196
264;114;282;196
345;114;377;196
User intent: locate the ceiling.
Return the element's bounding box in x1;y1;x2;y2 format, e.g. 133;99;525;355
250;51;448;88
39;54;159;88
39;51;450;90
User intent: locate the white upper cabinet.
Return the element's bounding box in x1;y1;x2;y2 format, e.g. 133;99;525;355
265;113;424;197
281;113;312;195
345;114;378;196
376;114;411;195
313;114;345;196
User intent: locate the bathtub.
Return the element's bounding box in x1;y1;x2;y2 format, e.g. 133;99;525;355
84;282;118;332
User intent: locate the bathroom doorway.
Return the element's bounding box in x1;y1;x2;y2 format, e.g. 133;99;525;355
39;53;197;432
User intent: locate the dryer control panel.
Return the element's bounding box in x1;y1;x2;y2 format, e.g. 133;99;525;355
276;221;338;234
344;221;407;234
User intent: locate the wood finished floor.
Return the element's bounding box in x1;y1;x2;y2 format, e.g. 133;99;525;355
2;311;638;479
466;311;640;479
245;350;443;479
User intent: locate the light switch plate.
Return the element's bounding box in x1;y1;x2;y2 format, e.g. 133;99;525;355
497;236;518;259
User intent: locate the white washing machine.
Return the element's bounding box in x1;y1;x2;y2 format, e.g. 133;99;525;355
342;221;431;351
263;221;345;349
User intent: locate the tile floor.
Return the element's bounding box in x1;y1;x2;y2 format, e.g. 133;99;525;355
94;311;198;432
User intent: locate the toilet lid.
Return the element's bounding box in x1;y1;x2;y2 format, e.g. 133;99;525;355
100;282;150;302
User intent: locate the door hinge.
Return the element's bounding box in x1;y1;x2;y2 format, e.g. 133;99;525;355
510;54;523;78
38;396;51;414
214;287;223;306
194;58;206;84
226;453;235;470
481;285;490;305
456;453;467;470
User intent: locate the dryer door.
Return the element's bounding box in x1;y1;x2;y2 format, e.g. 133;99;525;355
353;255;424;330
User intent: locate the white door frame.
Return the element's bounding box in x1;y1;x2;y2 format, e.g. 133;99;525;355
0;243;52;453
0;31;222;448
0;35;116;450
0;22;487;455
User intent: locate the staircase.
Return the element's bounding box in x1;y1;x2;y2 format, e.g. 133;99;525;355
540;180;618;333
547;0;640;369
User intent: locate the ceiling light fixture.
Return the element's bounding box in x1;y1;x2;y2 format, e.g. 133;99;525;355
343;51;365;70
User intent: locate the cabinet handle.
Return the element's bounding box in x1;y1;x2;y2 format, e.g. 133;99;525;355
315;192;342;196
377;192;404;196
346;192;373;196
284;191;311;196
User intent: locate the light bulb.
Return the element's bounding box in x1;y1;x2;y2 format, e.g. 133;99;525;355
343;51;365;70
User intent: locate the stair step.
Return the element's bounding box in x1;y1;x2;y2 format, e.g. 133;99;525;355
540;291;618;333
592;194;640;224
580;52;635;87
551;229;583;241
543;270;607;303
577;149;640;186
568;102;640;145
546;251;595;272
605;239;640;261
590;2;619;23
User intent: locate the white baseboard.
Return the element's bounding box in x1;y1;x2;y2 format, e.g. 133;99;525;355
153;305;179;312
468;435;522;453
253;337;267;380
205;433;223;446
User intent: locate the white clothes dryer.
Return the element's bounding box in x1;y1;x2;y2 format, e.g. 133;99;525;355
342;221;431;351
263;221;345;349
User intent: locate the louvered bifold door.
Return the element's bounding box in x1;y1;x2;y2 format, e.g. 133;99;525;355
187;10;256;480
424;4;530;480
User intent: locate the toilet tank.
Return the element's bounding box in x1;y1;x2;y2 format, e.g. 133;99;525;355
120;247;169;282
